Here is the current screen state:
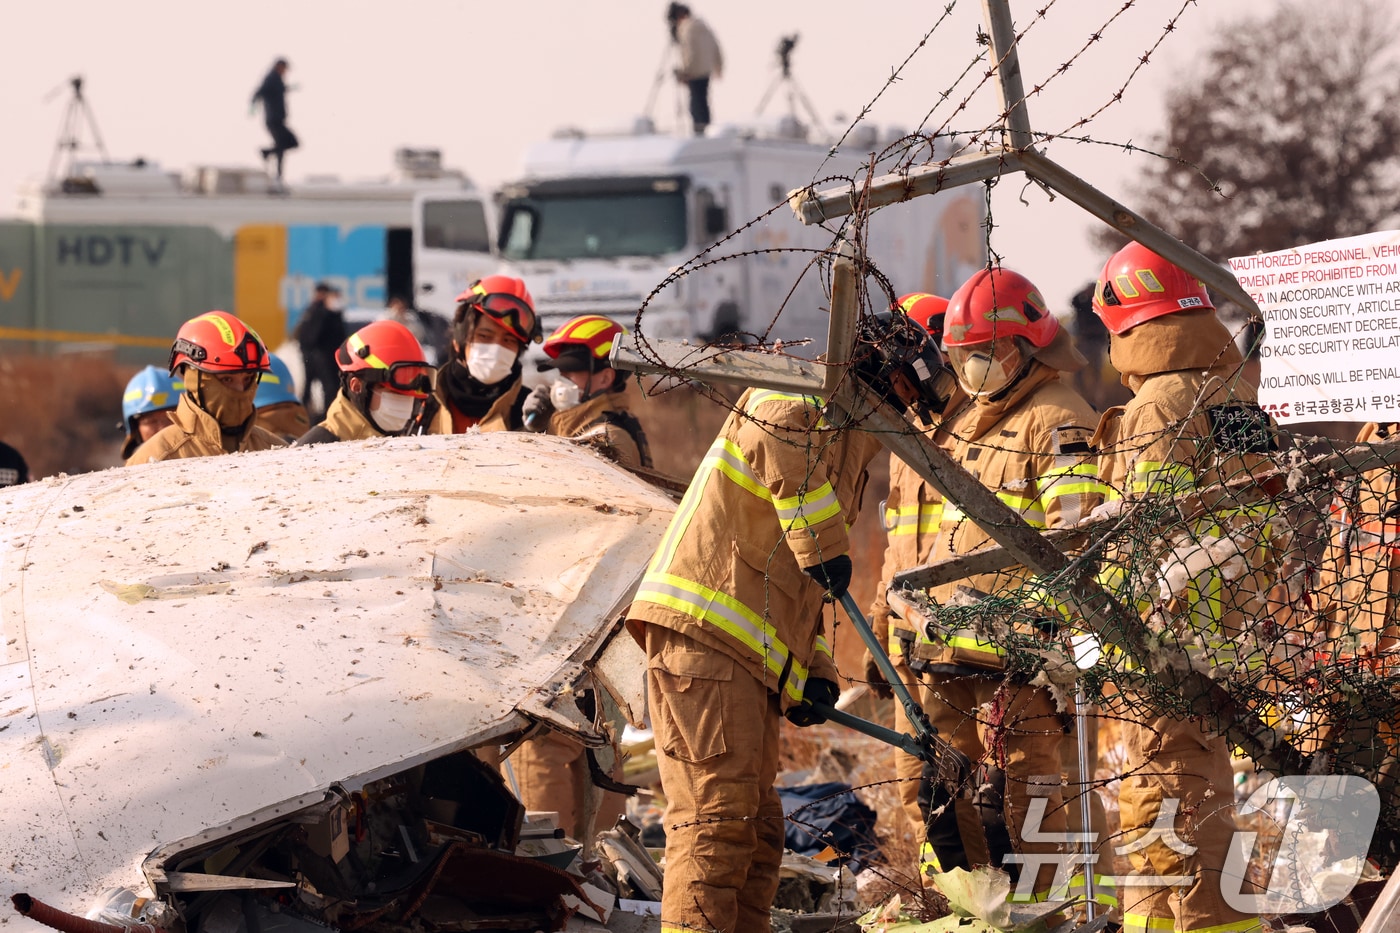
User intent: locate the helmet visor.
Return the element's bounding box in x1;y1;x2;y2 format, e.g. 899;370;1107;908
379;360;435;397
475;293;539;343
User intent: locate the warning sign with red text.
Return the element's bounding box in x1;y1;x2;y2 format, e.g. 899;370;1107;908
1230;230;1400;424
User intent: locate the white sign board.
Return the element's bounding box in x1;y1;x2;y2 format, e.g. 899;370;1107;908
1230;230;1400;424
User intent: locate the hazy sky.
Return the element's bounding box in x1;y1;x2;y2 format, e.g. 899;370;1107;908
0;0;1275;311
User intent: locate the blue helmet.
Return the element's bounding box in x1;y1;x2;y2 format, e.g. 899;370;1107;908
121;365;183;458
256;354;300;407
122;366;182;427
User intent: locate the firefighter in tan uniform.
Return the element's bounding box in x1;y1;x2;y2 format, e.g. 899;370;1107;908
293;320;434;445
626;312;954;933
1318;421;1400;671
1091;242;1276;933
511;315;649;841
522;315;653;470
864;293;966;842
423;275;540;434
126;310;286;464
254;354;312;442
913;267;1106;902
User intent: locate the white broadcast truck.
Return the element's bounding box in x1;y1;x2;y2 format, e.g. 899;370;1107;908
413;117;987;352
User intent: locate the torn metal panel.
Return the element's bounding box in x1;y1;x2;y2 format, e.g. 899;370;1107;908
0;432;674;920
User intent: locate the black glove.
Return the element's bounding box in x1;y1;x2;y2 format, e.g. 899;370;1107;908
803;554;852;600
522;384;554;433
862;650;893;700
785;677;839;727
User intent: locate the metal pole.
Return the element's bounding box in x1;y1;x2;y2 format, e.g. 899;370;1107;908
824;235;859;393
838;591;934;746
1075;681;1096;921
980;0;1035;150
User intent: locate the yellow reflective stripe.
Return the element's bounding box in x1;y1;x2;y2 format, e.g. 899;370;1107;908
774;481;841;531
1131;460;1195;496
996;489;1046;528
634;572;809;702
648;440;725;573
1123;915;1260;933
815;634;832;657
918;841;942;875
348;332;388;370
714;438;769;500
744;389;827;423
887;502;943;535
945;632;1005;657
1123;914;1177;933
1060;874;1119;907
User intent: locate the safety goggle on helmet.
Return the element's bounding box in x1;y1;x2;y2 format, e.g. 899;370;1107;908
452;275;542;346
336;320;434;398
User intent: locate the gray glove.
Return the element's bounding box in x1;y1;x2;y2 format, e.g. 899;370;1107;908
522;384;554;433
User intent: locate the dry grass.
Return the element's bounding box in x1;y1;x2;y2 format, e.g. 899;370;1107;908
0;352;133;479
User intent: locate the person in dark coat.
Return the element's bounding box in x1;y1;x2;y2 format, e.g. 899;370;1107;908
251;58;299;182
0;440;28;487
293;282;345;420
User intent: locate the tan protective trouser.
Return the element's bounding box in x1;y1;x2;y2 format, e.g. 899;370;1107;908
924;671;1069;897
647;625;784;933
512;729;626;842
1118;706;1261;933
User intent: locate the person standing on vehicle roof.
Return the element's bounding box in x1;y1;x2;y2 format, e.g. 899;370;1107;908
294;320;433;445
911;267;1107;905
423;275;541;434
251;57;298;183
522;315;653;468
625;311;955;933
294;282;346;421
119;365;185;461
126;311;285;464
254;354;312;442
667;3;722;136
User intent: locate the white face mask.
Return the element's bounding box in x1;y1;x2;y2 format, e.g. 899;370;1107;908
951;342;1023;399
466;342;517;385
550;378;583;411
370;389;418;435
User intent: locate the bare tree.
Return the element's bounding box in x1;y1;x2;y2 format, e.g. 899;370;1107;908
1098;0;1400;261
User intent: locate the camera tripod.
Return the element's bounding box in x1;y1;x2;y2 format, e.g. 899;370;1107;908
754;34;824;134
46;75;110;186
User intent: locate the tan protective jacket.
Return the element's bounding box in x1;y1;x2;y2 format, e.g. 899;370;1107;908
425;378;523;435
869;397;969;662
316;393;382;442
126;394;286;465
255;401;311;442
547;389;649;469
1317;421;1400;664
924;364;1103;670
676;15;723;80
1093;311;1284;666
627;388;882;710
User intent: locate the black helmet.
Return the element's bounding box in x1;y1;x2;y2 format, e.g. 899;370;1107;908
852;310;957;421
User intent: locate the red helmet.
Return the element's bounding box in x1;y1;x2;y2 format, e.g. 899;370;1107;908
1093;242;1213;335
168;310;271;375
895;293;950;344
542;315;624;368
453;274;541;346
335;319;433;398
943;268;1059;349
